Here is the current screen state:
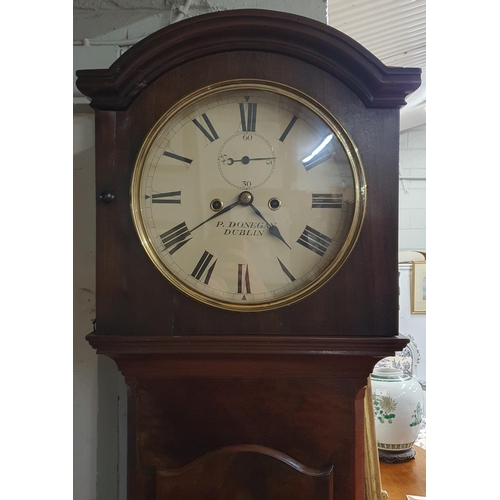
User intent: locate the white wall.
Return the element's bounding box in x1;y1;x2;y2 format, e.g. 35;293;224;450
399;125;426;252
73;0;327;41
73;114;98;500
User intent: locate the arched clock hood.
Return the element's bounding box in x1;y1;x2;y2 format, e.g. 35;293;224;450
76;9;421;111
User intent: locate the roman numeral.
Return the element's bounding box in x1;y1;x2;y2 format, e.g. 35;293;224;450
163;151;193;164
237;264;252;297
277;258;295;282
159;222;192;255
297;225;333;257
279;116;298;142
312;193;342;208
239;102;257;132
302;150;332;171
192;113;219;142
150;191;181;204
191;251;217;284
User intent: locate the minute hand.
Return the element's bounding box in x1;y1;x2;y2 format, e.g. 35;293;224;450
190;198;242;232
248;203;291;249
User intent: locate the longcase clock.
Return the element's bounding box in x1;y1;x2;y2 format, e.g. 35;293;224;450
77;9;420;500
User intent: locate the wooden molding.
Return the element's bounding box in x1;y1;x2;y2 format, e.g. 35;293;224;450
76;9;421;111
86;334;409;356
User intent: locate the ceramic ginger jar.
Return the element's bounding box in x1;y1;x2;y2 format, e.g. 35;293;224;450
370;367;423;463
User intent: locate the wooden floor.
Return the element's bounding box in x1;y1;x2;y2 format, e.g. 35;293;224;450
379;446;426;500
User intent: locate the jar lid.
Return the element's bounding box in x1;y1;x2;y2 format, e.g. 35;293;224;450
371;367;411;381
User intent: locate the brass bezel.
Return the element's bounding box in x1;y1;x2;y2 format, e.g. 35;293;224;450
131;79;367;312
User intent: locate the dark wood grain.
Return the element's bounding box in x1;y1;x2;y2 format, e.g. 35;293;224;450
87;338;408;500
90;49;403;338
86;334;409;380
156;445;334;499
121;370;369;499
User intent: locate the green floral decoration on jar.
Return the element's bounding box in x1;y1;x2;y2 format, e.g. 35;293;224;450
373;395;397;424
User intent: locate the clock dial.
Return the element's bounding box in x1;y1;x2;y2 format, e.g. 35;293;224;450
131;81;366;311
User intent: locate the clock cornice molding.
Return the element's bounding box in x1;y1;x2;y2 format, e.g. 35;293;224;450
86;334;409;356
86;334;410;378
76;9;421;111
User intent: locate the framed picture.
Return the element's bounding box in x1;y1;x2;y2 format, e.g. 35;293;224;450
411;260;426;314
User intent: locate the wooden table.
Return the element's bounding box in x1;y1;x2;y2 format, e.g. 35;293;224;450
379;446;426;499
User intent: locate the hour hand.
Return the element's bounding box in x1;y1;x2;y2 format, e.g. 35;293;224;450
268;224;292;250
248;203;291;249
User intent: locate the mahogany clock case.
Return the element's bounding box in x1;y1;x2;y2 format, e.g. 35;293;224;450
76;10;421;339
76;10;420;500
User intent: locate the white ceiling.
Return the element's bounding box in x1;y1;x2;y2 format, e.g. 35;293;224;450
327;0;426;130
74;0;426;129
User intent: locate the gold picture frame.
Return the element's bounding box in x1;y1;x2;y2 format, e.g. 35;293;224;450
411;260;426;314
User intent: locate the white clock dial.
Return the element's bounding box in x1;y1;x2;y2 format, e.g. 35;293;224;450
131;81;366;311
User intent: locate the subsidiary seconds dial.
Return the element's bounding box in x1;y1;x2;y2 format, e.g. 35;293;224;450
218;132;276;190
131;80;366;311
